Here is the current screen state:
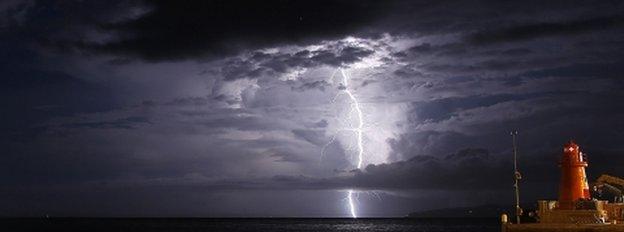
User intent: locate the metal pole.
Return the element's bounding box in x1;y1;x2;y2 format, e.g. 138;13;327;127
511;131;522;224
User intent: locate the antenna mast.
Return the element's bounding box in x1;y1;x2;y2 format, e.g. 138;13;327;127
511;131;522;224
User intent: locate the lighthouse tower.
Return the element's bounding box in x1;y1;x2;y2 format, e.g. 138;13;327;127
557;141;591;209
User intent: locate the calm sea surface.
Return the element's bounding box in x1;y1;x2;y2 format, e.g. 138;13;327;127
1;218;499;232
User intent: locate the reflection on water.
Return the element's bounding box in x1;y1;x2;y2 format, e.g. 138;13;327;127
1;218;499;232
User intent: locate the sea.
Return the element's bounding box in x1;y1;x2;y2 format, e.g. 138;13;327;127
1;218;499;232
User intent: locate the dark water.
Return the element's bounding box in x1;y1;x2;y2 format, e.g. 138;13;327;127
1;218;499;232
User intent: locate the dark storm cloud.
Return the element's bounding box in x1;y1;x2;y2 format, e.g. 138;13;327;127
123;147;541;191
268;149;307;163
524;62;624;79
61;116;151;129
292;80;331;92
221;58;266;81
198;115;285;131
221;46;374;80
164;96;211;106
349;148;509;190
382;91;624;192
207;148;511;191
85;0;388;61
393;65;426;79
401;43;468;57
309;46;375;66
0;57;115;140
410;94;530;123
10;0;624;63
291;129;325;146
468;15;624;45
0;0;125;142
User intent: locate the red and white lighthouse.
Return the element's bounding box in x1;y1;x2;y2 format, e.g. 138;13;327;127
557;141;591;210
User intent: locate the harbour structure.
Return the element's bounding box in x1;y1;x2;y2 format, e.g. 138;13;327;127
502;140;624;232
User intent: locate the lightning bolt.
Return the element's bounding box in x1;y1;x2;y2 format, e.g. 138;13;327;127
347;189;358;218
320;68;366;218
340;68;364;218
341;69;364;170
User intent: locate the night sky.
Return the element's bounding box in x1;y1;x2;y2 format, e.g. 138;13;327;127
2;0;624;217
